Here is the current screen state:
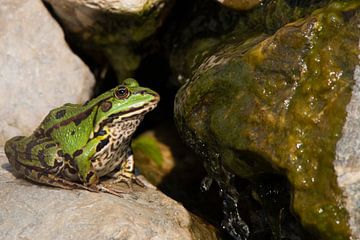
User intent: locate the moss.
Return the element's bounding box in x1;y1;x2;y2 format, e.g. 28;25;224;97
174;1;360;239
169;0;331;84
132;135;164;167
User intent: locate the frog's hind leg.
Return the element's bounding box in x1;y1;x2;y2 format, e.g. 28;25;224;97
30;170;100;192
24;168;100;192
5;136;97;192
5;136;123;197
15;163;122;196
4;136;27;173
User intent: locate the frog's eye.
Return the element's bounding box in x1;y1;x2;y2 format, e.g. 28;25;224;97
115;87;129;99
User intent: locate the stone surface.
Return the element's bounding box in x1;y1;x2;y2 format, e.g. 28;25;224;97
132;125;226;236
44;0;173;81
0;0;95;145
335;42;360;238
174;2;360;240
0;147;218;240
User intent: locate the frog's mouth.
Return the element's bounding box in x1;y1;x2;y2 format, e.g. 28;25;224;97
94;97;159;133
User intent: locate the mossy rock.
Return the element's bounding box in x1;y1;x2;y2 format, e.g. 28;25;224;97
45;0;174;81
175;2;360;239
168;0;330;85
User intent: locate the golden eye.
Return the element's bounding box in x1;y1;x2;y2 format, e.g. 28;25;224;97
115;87;129;99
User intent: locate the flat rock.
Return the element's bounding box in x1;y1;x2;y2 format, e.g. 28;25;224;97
0;147;218;240
0;0;95;145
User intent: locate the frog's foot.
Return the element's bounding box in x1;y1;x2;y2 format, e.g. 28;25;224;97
19;168;98;193
96;184;124;198
108;170;145;190
24;169;122;197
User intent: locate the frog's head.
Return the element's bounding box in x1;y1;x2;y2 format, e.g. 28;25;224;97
93;78;159;130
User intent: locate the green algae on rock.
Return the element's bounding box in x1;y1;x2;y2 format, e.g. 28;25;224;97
174;2;360;239
216;0;262;11
132;130;170;185
168;0;330;86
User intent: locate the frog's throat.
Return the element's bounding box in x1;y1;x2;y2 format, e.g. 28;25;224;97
93;101;157;135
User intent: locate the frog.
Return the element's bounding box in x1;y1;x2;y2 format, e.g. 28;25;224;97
5;78;159;196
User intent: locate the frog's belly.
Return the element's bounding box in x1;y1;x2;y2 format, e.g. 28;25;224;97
91;140;128;177
88;117;140;178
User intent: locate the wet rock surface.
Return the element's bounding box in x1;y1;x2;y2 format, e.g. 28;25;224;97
2;0;359;239
167;0;330;85
0;147;218;240
0;0;95;145
174;2;360;239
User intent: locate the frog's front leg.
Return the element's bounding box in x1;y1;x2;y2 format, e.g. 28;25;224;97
73;130;124;196
108;148;145;188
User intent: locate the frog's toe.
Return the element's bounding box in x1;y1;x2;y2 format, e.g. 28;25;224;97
97;184;124;197
110;173;145;189
112;176;132;189
133;176;145;188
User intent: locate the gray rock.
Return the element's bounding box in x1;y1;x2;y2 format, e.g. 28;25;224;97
44;0;173;81
335;49;360;238
0;0;95;145
0;147;218;240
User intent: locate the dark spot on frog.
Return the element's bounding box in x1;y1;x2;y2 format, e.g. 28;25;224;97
64;153;72;161
55;109;66;119
71;130;75;135
73;108;93;126
67;166;77;175
57;150;64;158
100;101;112;112
54;159;63;167
94;129;107;137
85;171;95;183
45;143;56;149
96;138;110;152
73;149;83;157
25;138;49;161
33;128;45;138
63;161;77;175
37;149;48;167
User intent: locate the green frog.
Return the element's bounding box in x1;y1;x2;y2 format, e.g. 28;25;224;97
5;78;159;196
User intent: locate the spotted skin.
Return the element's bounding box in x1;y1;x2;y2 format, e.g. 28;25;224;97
92;117;140;175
